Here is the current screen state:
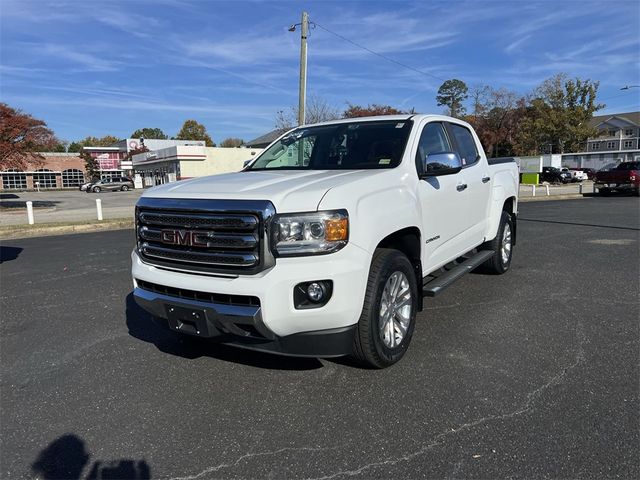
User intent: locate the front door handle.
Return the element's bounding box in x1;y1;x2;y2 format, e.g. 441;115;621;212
482;176;491;183
456;183;467;192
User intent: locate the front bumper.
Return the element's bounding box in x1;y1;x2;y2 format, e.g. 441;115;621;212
133;287;356;357
131;242;370;356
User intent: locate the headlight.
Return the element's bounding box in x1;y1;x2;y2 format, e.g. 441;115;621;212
271;209;348;256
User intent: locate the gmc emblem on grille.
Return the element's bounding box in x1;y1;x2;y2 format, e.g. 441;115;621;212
161;229;209;247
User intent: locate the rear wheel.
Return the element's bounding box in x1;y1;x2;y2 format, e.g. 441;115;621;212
92;186;101;193
479;211;513;274
352;249;418;369
122;185;129;191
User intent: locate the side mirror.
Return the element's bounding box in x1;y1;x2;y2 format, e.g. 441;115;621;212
421;152;463;177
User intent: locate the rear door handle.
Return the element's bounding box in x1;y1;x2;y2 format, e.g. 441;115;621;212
482;176;491;183
456;184;467;192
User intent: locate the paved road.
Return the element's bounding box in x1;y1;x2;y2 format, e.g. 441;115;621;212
1;198;638;479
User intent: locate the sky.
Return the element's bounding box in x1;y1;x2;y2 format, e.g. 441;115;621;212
1;0;639;144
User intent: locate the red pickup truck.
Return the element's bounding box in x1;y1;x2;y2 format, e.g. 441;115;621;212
594;161;640;196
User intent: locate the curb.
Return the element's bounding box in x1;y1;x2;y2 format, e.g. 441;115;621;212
0;219;134;240
519;194;587;202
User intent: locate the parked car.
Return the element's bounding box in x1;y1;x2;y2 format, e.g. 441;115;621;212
132;114;519;368
577;167;596;179
564;168;588;182
540;166;571;184
594;161;640;196
89;177;134;193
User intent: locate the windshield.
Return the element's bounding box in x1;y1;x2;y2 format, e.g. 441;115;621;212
246;120;413;171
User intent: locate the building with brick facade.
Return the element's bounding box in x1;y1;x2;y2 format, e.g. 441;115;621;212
1;153;86;190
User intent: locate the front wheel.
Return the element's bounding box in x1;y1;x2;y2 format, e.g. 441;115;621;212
121;185;129;191
352;249;418;369
92;186;101;193
479;211;514;274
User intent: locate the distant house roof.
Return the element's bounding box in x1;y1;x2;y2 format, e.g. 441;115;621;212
245;129;288;148
590;111;640;128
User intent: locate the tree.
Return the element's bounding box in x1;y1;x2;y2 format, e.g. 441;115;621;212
175;120;214;146
436;79;469;117
131;128;168;140
80;149;99;180
465;86;527;157
274;94;340;129
68;142;82;153
342;103;406;118
0;103;59;170
516;74;603;154
220;137;245;148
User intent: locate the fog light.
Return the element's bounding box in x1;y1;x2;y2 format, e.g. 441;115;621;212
307;282;324;302
294;280;333;309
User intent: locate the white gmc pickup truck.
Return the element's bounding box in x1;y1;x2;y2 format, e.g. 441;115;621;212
132;115;519;368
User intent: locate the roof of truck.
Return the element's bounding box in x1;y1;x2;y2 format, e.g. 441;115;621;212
304;114;460;128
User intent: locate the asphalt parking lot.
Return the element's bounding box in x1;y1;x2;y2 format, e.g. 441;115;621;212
0;189;142;225
1;197;638;479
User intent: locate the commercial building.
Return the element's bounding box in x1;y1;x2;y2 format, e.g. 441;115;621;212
562;111;640;170
0;153;86;190
132;145;263;186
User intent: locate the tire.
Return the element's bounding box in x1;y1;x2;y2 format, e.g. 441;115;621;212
352;248;418;369
92;186;101;193
479;210;514;275
122;185;129;191
599;187;611;196
634;188;640;197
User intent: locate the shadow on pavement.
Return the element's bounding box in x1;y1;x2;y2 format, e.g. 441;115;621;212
125;293;323;370
32;434;150;480
0;193;19;199
0;200;61;209
0;246;23;263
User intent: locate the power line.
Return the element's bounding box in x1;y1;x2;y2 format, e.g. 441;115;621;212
312;22;446;83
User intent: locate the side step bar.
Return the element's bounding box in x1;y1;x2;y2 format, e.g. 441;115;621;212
422;250;495;297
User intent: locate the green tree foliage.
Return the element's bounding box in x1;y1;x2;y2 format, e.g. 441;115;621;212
436;79;469;117
131;128;168;140
220;137;245;148
342;104;406;118
516;74;603;154
68;142;82;153
71;135;120;148
80;149;100;180
175;120;215;146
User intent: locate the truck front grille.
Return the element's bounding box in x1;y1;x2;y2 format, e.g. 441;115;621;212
136;198;275;275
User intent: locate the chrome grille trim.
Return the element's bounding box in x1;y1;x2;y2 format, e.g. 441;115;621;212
135;197;276;275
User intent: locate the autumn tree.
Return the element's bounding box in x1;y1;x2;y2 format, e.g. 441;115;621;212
516;74;603;154
175;120;215;146
342;103;406;118
275;94;340;129
465;86;527;157
131;127;168;140
220;137;245;148
0;103;59;170
436;79;469;118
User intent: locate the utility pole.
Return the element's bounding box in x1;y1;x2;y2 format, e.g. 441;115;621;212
297;11;309;126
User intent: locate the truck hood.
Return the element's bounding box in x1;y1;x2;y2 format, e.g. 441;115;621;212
142;169;387;212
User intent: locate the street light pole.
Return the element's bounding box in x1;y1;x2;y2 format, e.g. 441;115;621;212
297;11;309;126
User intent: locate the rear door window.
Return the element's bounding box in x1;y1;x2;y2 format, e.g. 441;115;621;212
448;123;479;166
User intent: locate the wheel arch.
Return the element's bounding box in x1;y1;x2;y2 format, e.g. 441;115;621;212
375;227;423;311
